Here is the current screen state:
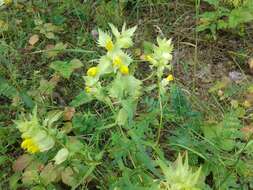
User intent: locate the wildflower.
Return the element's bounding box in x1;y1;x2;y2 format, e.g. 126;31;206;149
157;153;203;190
119;65;129;75
4;0;12;5
21;138;40;154
105;39;114;51
87;67;98;77
16;108;55;154
113;56;123;67
166;74;174;82
145;54;153;62
85;86;91;93
97;29;114;52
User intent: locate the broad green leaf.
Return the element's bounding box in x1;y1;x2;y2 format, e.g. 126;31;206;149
0;77;18;98
40;163;63;185
19;90;35;109
9;172;22;190
70;91;93;107
54;148;69;165
46;42;67;58
40;163;58;185
203;0;219;6
22;170;39;185
50;59;83;79
229;7;253;28
61;167;78;187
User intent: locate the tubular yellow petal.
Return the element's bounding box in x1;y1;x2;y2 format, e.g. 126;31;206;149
28;145;40;154
145;55;153;62
113;56;122;67
166;74;174;82
21;138;40;153
87;67;98;77
4;0;12;5
119;65;129;75
21;138;32;149
85;86;91;93
105;39;114;51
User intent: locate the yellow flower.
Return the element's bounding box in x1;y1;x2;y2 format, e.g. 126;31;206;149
85;86;91;93
145;54;153;62
4;0;12;5
119;65;129;75
105;39;114;51
243;100;251;108
87;67;98;77
166;74;174;82
113;56;123;67
21;138;40;154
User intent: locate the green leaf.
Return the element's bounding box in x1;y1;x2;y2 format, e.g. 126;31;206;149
61;167;78;187
143;41;154;54
0;77;18;98
19;90;35;109
40;163;59;185
50;59;83;79
203;0;219;6
70;91;93;107
53;148;69;165
9;172;22;190
229;7;253;28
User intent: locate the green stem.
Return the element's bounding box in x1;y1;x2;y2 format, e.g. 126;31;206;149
156;77;163;145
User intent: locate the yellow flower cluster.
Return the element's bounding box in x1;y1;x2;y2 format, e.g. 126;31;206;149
84;24;136;94
21;138;40;154
113;56;129;75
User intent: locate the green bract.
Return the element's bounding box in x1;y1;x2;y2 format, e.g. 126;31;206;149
15;108;55;152
157;153;203;190
146;37;173;78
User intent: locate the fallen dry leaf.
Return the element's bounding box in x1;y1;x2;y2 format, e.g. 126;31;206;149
241;125;253;139
63;107;75;121
29;34;39;46
12;154;33;172
248;57;253;74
